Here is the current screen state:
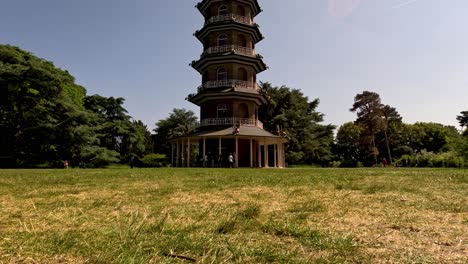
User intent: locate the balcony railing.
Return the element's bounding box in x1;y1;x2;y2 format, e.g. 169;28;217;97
198;117;264;129
206;14;252;26
204;45;255;57
198;80;260;93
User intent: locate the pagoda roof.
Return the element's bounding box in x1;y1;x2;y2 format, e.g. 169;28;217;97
195;22;264;44
191;53;267;74
192;126;280;137
170;126;286;142
187;88;269;106
196;0;262;18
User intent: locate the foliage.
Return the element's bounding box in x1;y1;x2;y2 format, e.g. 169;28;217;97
259;83;335;165
153;108;198;156
457;111;468;130
334;122;362;167
138;153;169;168
0;45;91;166
397;151;464;168
350;91;385;165
0;45;151;168
337;90;466;167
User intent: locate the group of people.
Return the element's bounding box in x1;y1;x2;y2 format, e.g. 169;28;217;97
202;152;237;168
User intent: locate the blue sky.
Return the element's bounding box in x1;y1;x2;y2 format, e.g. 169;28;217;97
1;0;467;130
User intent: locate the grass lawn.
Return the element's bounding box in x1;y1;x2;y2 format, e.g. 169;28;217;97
0;168;467;263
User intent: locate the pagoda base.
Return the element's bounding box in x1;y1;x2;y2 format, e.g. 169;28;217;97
169;126;287;168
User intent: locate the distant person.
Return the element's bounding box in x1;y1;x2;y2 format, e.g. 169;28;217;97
233;126;240;135
228;153;234;168
217;154;222;167
63;160;69;169
382;158;388;167
130;156;135;169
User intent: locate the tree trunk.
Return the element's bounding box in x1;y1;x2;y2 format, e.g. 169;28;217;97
384;129;392;164
371;134;378;165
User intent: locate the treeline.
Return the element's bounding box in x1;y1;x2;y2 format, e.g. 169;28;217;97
2;45;467;168
0;45;152;168
335;91;468;167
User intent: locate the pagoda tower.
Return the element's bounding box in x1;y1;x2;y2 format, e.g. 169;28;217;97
171;0;286;168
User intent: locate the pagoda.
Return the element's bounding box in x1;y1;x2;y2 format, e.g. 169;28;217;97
171;0;286;168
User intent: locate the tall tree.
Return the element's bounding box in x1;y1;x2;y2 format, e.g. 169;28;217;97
378;105;403;164
334;122;362;167
350;91;385;165
0;45;91;166
0;45;147;167
153;108;198;156
457;111;468;131
83;95;151;161
260;83;335;165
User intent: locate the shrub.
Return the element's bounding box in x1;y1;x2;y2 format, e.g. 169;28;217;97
415;150;437;167
397;154;415;167
138;154;168;168
397;151;464;168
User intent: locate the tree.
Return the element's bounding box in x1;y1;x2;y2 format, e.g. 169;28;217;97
154;109;198;156
259;83;335;165
377;105;403;164
0;45;91;166
0;45;149;167
84;95;152;161
350;91;385;165
457;111;468;132
334;122;362;167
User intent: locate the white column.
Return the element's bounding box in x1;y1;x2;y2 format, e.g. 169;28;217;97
258;141;262;168
203;137;206;167
264;138;268;168
171;143;174;167
187;138;191;168
250;138;253;168
219;137;222;156
176;140;180;167
282;143;286;168
235;136;239;168
274;144;277;168
278;142;283;168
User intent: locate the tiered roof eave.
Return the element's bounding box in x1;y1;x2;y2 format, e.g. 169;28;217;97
196;0;262;17
195;22;264;44
190;54;268;74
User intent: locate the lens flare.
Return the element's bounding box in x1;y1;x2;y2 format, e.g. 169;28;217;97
328;0;361;19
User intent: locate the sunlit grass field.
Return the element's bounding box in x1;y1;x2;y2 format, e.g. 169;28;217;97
0;168;467;263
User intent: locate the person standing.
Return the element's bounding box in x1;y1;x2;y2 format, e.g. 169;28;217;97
228;153;234;168
382;158;388;167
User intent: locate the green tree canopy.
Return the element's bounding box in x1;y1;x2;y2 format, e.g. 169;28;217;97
334;122;362;167
259;83;335;165
457;111;468;131
0;45;90;166
153;108;198;156
350;91;385;165
0;45;151;167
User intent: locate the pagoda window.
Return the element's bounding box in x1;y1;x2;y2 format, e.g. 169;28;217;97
237;5;246;16
218;5;228;16
238;67;248;81
217;67;228;81
217;104;228;118
217;34;228;46
238;34;247;47
239;103;249;118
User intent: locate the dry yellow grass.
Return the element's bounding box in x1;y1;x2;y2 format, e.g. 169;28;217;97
0;168;466;263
